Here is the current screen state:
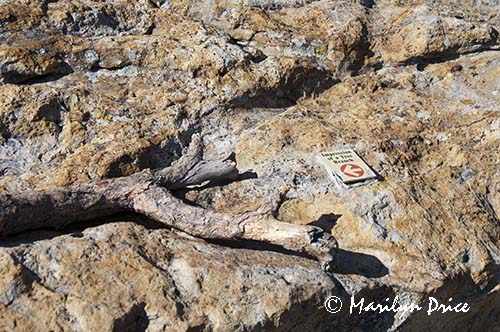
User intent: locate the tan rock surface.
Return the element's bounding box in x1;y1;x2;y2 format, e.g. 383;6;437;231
0;220;337;332
0;0;499;331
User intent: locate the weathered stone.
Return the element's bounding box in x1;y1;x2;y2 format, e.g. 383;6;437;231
0;221;337;332
0;0;499;331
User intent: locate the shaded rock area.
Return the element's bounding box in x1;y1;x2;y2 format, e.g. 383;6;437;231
0;0;499;331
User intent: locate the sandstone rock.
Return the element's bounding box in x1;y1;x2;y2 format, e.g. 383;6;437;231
370;0;499;64
0;221;337;332
0;0;499;331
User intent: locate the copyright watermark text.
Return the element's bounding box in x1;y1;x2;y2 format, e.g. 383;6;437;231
324;295;470;318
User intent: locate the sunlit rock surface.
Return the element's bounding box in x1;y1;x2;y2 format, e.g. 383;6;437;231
0;1;499;331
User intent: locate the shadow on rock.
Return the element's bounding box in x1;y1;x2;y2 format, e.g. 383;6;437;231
230;66;339;109
334;249;389;278
309;213;342;233
0;213;171;247
112;302;149;332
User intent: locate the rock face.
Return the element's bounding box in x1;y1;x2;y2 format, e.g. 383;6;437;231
0;219;337;332
0;1;499;331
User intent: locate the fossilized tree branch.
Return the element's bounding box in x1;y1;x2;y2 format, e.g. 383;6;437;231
0;135;337;270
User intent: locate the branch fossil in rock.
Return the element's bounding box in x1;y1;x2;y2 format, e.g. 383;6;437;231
0;135;337;270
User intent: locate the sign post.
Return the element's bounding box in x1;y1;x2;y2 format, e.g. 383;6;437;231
317;149;377;184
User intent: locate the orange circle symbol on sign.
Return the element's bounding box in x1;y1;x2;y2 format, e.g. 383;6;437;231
340;163;365;178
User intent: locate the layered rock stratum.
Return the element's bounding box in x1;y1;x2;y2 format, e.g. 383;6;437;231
0;0;499;331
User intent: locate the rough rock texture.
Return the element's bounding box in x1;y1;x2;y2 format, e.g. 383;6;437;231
0;0;499;331
0;219;338;332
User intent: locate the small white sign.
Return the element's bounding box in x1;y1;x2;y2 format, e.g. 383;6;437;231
317;149;377;184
